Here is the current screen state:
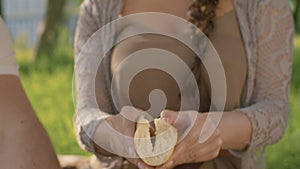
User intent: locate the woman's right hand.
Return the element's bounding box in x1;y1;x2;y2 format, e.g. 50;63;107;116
94;106;154;169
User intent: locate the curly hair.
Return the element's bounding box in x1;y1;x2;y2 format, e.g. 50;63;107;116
188;0;219;36
187;0;219;98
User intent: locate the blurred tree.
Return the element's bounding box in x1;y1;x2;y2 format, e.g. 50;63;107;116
36;0;66;60
0;0;3;19
294;0;300;33
74;0;83;5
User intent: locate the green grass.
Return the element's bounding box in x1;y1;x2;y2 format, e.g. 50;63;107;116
16;35;300;167
16;42;89;156
265;35;300;169
20;69;87;155
265;89;300;169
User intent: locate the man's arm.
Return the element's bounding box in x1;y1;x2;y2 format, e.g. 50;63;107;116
0;75;61;169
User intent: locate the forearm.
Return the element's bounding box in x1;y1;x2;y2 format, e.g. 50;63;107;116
1;113;61;169
93;117;116;156
0;75;61;169
216;111;252;150
92;115;129;156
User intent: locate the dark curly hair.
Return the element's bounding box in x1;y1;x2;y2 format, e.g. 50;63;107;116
187;0;219;103
188;0;219;36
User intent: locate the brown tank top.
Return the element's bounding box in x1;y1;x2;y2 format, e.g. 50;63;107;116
111;33;198;116
110;9;247;115
110;9;246;169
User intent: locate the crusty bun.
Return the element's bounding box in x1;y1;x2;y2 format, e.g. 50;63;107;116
134;117;178;166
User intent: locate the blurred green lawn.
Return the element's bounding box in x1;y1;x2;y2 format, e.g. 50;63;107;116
16;35;300;168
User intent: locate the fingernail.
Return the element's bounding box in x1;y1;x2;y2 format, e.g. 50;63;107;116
160;110;166;117
138;162;147;169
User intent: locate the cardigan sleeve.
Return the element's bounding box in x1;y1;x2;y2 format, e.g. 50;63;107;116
74;0;120;154
231;0;294;158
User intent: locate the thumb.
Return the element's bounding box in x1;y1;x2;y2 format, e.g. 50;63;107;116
160;110;178;124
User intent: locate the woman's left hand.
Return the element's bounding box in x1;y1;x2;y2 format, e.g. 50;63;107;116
156;110;223;169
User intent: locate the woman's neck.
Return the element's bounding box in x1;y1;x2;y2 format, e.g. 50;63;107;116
121;0;194;19
215;0;234;17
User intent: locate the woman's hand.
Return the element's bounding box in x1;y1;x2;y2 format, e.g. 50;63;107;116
157;110;223;169
96;106;154;169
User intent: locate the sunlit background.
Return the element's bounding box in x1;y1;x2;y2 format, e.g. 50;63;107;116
0;0;299;168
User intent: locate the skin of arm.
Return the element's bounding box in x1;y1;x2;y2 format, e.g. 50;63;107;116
162;111;252;150
217;111;252;150
157;110;251;168
0;75;61;169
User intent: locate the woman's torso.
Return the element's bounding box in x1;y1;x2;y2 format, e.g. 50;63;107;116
111;33;199;114
110;0;247;112
108;1;247;168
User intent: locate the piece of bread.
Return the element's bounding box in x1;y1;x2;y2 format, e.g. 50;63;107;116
134;117;178;166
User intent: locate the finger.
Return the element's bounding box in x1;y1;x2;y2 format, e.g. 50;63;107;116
138;162;155;169
158;141;187;169
161;160;175;169
136;160;149;169
111;122;138;158
193;141;222;162
160;129;222;168
128;158;155;169
157;128;208;168
188;133;222;162
160;110;178;124
196;148;222;162
197;135;222;159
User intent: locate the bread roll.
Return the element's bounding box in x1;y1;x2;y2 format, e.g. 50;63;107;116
134;117;178;166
